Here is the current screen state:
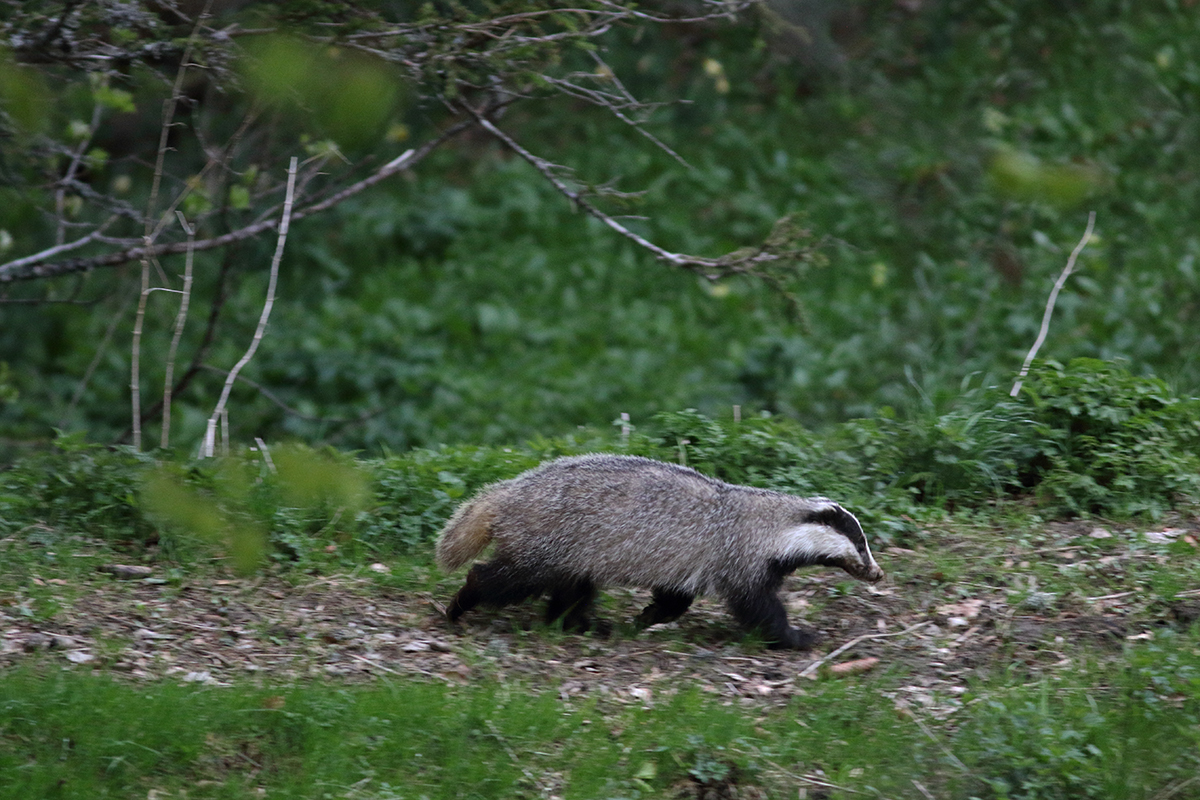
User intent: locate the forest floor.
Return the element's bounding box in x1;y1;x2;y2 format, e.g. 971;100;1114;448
5;514;1199;716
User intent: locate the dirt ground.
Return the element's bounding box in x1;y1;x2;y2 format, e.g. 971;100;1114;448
8;523;1190;717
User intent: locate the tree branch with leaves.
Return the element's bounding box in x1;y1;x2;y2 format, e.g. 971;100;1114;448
0;0;819;449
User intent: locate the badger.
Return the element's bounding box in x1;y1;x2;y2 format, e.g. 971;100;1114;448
435;454;883;649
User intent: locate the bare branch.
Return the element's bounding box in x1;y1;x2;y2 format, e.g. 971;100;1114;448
468;108;695;267
1010;211;1097;398
798;622;928;679
161;212;196;448
467;106;811;290
0;217;117;274
202;156;299;458
0;123;469;283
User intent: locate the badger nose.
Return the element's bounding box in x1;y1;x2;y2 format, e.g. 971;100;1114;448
866;565;885;583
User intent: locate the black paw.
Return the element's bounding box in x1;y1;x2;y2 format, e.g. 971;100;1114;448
590;618;613;638
766;626;820;650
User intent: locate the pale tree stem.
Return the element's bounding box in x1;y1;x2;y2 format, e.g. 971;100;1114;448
130;253;151;451
1010;211;1097;398
161;212;196;448
130;1;211;451
203;156;299;458
56;101;103;246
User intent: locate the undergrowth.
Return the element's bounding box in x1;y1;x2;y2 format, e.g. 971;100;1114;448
1;359;1197;569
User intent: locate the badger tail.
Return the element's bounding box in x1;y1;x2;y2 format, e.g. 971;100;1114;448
435;490;500;572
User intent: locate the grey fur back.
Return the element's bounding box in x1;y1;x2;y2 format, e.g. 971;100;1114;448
473;454;841;597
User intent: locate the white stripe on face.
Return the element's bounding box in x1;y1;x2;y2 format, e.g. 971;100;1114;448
777;524;861;563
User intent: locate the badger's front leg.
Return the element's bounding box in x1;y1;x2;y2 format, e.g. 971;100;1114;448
726;588;818;650
634;588;695;629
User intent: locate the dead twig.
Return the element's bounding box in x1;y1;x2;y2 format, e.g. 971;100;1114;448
202;156;298;458
1010;211;1097;397
761;760;869;796
799;621;927;678
131;2;212;450
160;212;196;448
484;719;554;797
909;709;970;775
1151;775;1199;800
911;779;936;800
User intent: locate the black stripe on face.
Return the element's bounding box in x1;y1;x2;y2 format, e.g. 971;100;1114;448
805;504;868;556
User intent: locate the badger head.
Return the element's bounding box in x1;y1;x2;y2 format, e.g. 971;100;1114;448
778;501;884;583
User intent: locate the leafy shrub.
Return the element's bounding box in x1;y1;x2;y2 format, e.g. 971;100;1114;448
0;433;154;544
362;446;545;554
1020;359;1200;517
3;358;1197;566
652;358;1200;520
142;444;370;572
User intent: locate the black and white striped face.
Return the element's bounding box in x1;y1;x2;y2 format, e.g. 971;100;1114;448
779;502;884;583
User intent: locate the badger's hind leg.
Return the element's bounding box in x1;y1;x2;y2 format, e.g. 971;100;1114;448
447;560;542;622
545;578;597;633
634;588;695;628
726;589;818;650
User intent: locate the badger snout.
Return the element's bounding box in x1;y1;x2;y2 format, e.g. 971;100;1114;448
846;558;884;583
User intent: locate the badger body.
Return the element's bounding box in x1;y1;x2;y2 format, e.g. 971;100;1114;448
436;454;883;649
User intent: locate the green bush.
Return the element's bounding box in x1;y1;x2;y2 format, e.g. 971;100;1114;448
0;434;154;544
1021;359;1200;517
2;358;1196;566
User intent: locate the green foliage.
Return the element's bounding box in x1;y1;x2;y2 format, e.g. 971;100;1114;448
4;5;1200;455
1022;359;1200;517
0;434;153;544
142;445;369;573
239;35;405;151
1;362;1195;574
3;629;1198;799
647;359;1200;523
0;670;757;800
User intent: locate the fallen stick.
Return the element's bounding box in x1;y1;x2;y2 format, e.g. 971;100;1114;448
799;622;927;678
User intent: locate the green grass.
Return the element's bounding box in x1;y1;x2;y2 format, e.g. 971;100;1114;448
3;631;1199;799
